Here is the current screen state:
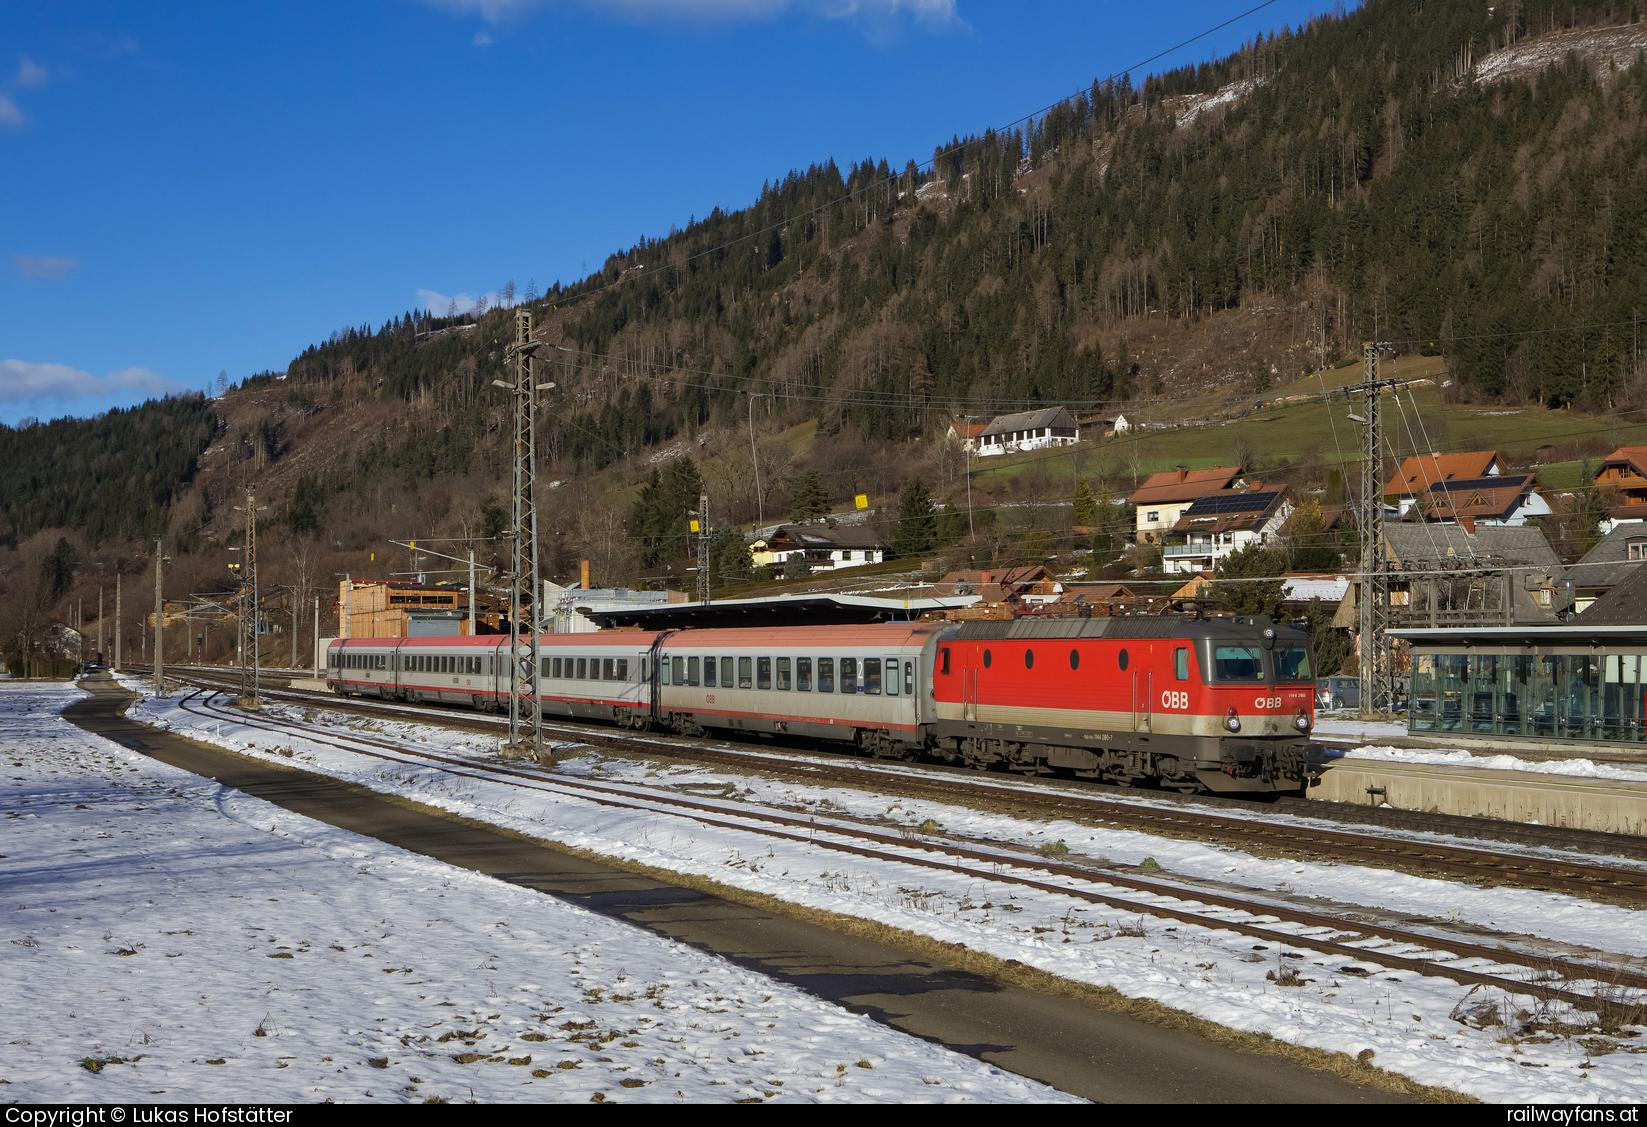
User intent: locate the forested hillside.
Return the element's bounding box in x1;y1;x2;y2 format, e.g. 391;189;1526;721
281;0;1647;491
0;396;217;547
4;0;1647;579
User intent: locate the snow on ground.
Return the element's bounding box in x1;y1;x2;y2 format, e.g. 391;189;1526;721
0;682;1070;1104
120;682;1647;1102
1335;746;1647;786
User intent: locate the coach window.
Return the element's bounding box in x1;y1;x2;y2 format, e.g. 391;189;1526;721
721;656;734;687
670;656;684;685
905;660;914;691
757;657;772;690
738;657;753;689
540;658;550;677
841;657;858;693
776;657;791;691
1174;648;1189;680
704;657;717;688
863;658;882;695
601;658;613;680
687;656;700;686
818;658;835;693
886;660;899;696
797;657;812;691
617;659;629;681
550;657;560;678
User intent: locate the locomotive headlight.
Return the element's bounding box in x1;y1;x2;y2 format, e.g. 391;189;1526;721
1294;709;1311;732
1225;707;1241;733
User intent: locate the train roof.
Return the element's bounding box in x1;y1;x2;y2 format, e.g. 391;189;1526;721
662;624;947;648
332;632;663;648
951;616;1306;643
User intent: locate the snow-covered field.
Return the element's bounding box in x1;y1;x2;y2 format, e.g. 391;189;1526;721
0;682;1070;1103
117;681;1647;1103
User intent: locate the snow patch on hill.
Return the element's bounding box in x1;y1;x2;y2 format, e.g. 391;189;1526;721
1474;22;1647;85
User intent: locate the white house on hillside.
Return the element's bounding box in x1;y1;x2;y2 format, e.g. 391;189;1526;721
1163;488;1295;575
975;407;1079;457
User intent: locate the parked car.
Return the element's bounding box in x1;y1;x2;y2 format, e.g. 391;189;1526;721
1316;676;1361;712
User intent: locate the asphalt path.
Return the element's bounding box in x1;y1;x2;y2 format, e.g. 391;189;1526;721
64;677;1408;1104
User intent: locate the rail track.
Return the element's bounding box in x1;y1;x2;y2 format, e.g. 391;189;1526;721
140;666;1647;907
156;684;1647;1024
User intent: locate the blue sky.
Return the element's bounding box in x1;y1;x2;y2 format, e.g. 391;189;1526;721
0;0;1346;424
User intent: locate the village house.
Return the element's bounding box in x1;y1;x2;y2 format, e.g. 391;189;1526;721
1415;472;1550;528
974;407;1079;457
1162;487;1295;575
1595;445;1647;531
1335;524;1568;631
750;524;887;574
1126;465;1243;545
944;418;988;452
1570;524;1647;613
1383;451;1502;517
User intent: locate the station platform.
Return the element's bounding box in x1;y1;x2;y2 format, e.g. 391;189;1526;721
1310;757;1647;836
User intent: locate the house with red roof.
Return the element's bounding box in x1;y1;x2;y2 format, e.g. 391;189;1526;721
1127;465;1243;545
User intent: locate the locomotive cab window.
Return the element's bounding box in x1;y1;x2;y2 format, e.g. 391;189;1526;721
1273;645;1313;682
1213;645;1264;681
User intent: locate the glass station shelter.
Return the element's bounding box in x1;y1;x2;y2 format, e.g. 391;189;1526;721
1392;627;1647;745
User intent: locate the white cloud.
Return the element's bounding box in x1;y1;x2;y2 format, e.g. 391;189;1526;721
418;0;957;28
0;94;24;130
16;56;49;89
0;359;175;405
13;255;79;281
473;29;495;45
420;0;551;23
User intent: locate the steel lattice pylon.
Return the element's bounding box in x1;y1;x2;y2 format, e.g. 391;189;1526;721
1355;342;1396;717
502;309;547;762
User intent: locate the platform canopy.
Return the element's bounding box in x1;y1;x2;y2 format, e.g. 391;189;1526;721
578;592;978;630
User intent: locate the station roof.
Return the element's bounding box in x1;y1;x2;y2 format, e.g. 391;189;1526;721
1391;624;1647;643
579;591;980;629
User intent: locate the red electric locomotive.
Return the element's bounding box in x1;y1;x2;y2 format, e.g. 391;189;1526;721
931;616;1314;794
328;614;1313;796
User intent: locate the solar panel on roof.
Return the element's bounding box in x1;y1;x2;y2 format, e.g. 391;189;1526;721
1429;476;1526;492
1184;491;1275;515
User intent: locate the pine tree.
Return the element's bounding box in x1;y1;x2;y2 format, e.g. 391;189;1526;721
892;479;938;559
789;471;830;522
1072;480;1097;528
